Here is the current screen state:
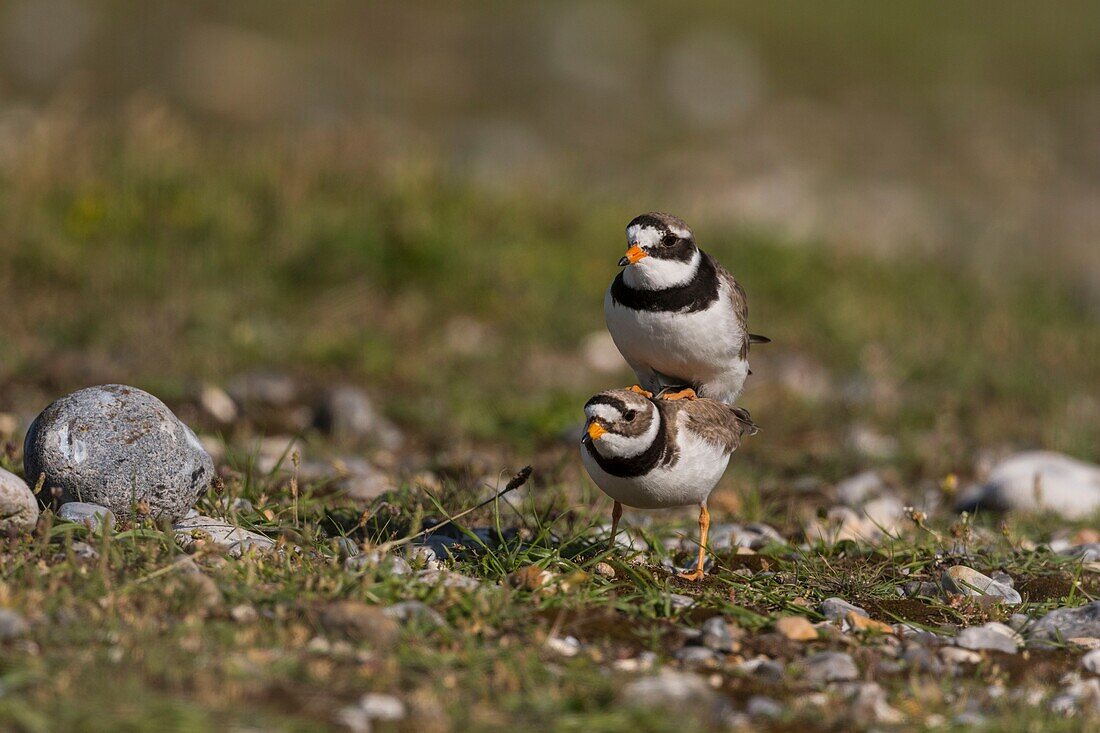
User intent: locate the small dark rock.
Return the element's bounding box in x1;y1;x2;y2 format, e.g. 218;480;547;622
821;597;869;622
700;616;737;652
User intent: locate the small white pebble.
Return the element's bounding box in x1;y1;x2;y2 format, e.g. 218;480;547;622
545;635;581;657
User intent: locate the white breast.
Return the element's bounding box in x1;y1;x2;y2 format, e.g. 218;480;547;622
580;413;731;510
605;284;745;386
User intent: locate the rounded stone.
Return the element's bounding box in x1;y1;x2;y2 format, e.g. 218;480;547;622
23;385;213;522
0;468;39;534
57;502;116;532
941;565;1021;605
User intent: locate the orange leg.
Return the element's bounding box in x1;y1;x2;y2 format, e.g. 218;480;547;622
628;385;654;398
662;388;698;401
608;501;623;551
677;503;710;581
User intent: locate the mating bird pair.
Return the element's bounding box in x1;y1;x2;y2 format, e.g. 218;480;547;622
580;213;768;580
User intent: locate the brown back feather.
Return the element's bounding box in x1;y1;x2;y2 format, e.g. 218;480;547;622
676;398;758;453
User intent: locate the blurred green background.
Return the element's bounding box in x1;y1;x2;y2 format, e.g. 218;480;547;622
0;0;1097;473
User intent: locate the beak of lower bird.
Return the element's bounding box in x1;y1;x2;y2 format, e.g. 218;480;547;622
585;422;607;441
618;244;647;267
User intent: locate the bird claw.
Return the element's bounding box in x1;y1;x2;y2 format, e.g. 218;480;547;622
628;385;654;398
676;568;706;582
661;388;698;401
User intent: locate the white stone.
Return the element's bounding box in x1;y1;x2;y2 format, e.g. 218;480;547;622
836;471;887;507
0;468;39;534
964;451;1100;519
57;502;115;532
174;513;276;557
1081;648;1100;675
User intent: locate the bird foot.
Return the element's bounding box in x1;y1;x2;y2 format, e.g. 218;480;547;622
628;385;654;398
676;568;706;582
662;388;698;401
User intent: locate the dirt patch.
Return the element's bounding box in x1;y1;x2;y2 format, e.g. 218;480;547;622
1016;574;1074;602
714;553;775;575
863;598;957;627
535;606;680;656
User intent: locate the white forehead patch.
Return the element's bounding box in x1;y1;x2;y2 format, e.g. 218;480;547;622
586;403;622;422
627;224;661;248
627;223;690;247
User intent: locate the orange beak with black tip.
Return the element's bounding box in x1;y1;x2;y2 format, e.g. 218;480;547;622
618;245;647;267
586;422;607;441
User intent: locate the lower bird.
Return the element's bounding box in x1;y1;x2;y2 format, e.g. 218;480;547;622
579;387;757;580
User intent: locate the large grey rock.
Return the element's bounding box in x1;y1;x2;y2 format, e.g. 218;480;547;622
23;385;212;522
959;451;1100;519
57;502;115;532
1030;602;1100;646
0;468;39;534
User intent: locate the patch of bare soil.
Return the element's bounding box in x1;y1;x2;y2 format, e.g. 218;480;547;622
863;598;957;627
1016;574;1074;602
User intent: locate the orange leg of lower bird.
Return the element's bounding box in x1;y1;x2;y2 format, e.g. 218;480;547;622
677;503;710;581
662;387;698;401
608;500;623;551
628;385;654;398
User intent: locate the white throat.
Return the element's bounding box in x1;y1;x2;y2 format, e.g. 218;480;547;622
622;248;700;290
592;408;661;459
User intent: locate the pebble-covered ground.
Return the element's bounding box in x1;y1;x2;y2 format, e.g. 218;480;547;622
2;374;1100;732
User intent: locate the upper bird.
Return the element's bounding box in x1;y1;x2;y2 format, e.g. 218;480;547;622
604;212;769;405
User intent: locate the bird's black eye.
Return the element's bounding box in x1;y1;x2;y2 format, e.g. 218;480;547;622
623;409;637;422
661;233;677;247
